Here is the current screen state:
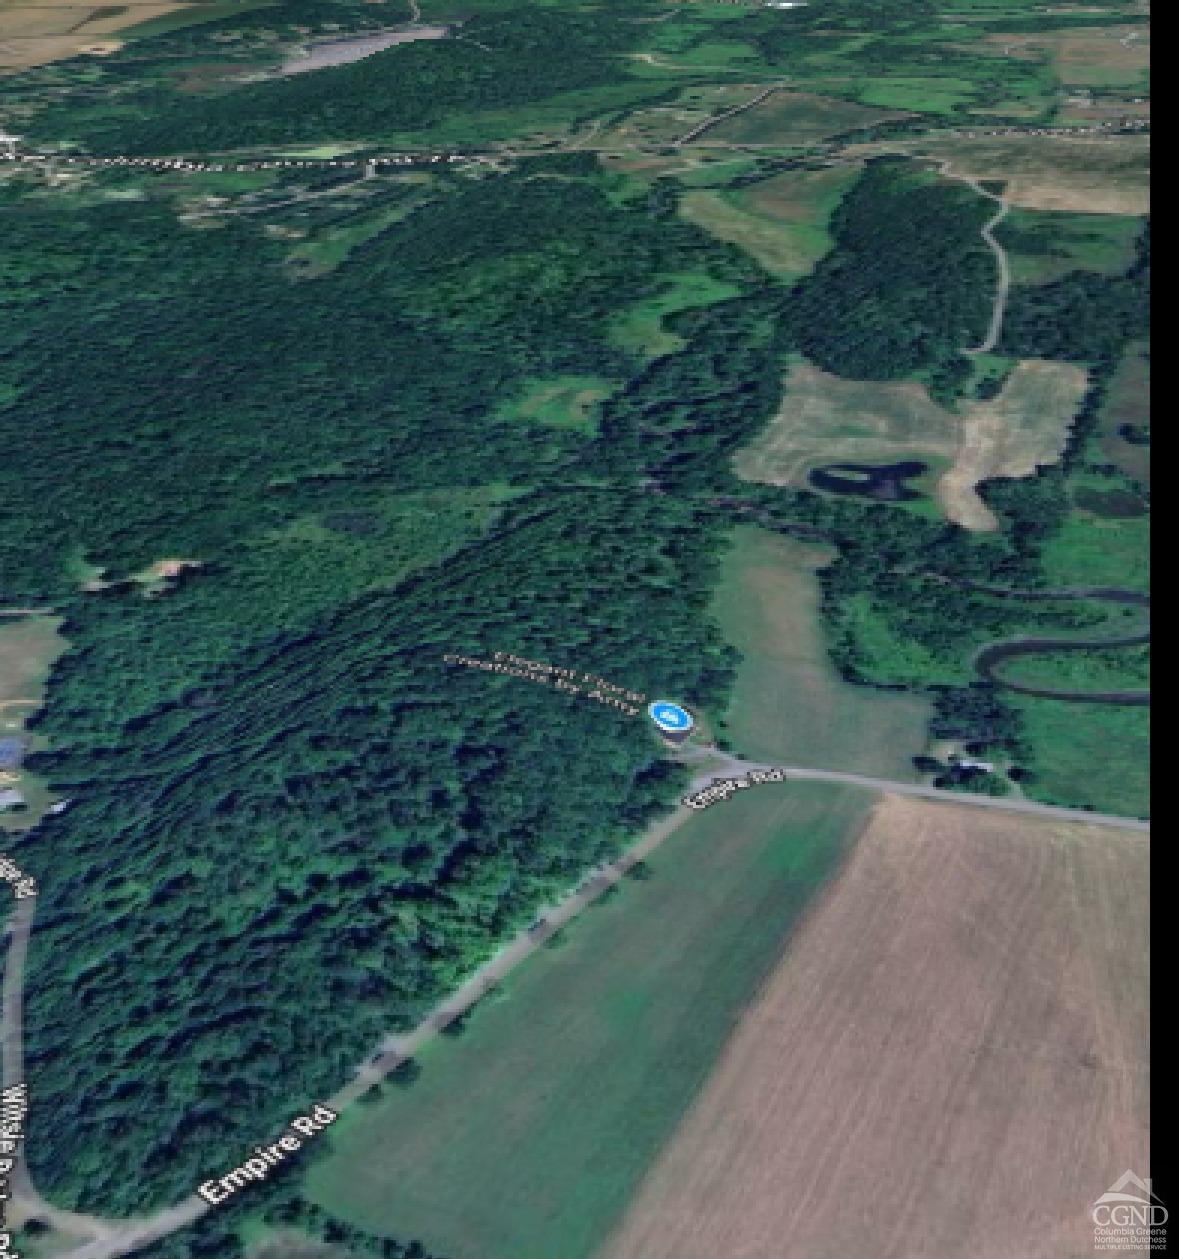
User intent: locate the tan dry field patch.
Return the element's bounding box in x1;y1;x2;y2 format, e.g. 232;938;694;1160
605;794;1149;1259
851;135;1150;215
940;360;1089;530
985;26;1149;88
0;0;185;69
1059;96;1150;125
736;359;1085;530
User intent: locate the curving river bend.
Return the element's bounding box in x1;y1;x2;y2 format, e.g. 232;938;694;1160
970;585;1149;705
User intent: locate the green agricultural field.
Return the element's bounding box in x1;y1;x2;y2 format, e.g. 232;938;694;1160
710;527;929;775
851;76;978;114
1013;696;1149;818
303;780;871;1259
609;270;741;358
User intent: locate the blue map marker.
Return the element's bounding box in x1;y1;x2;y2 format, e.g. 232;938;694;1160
648;701;694;742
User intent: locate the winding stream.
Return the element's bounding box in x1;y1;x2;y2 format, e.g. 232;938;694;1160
970;585;1149;705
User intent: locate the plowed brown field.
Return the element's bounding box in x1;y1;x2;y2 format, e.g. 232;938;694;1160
604;795;1149;1259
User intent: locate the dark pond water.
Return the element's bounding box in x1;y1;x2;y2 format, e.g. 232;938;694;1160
808;461;928;502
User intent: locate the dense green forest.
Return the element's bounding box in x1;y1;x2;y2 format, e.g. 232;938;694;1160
0;9;1150;1242
787;159;992;380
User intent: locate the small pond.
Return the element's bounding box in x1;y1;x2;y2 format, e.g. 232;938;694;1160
807;460;928;502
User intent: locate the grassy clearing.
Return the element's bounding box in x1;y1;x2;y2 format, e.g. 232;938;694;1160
609;270;740;358
1039;493;1150;591
711;527;930;775
1013;696;1149;817
304;781;871;1259
735;359;958;489
939;359;1087;531
285;194;436;276
999;207;1143;285
496;374;617;433
852;77;979;114
0;614;68;833
679;165;857;281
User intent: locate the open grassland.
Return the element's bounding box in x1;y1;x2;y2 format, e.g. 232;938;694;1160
0;613;67;832
852;75;980;114
1014;696;1149;817
1000;206;1143;285
984;25;1150;88
852;135;1150;214
304;781;872;1259
707;90;906;146
605;794;1149;1259
1040;492;1150;591
679;165;858;281
711;527;929;775
735;359;1085;530
283;190;440;277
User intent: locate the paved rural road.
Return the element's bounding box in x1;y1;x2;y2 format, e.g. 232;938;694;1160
688;752;1151;832
3;785;711;1259
7;755;1147;1257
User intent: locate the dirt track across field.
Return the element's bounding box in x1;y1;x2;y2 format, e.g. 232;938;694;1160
604;794;1149;1259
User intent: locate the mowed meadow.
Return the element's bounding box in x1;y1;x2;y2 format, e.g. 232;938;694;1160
604;796;1149;1259
302;781;872;1259
710;526;929;773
